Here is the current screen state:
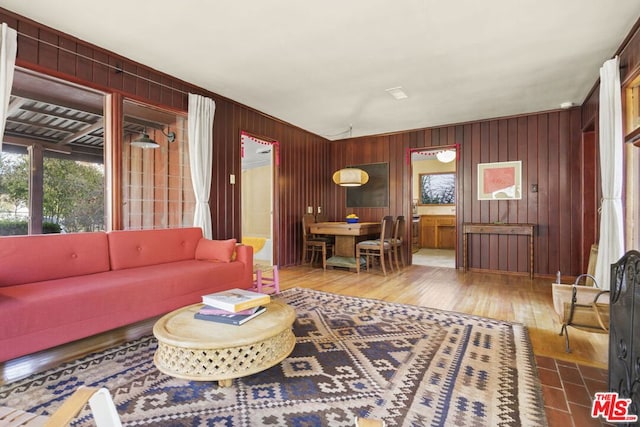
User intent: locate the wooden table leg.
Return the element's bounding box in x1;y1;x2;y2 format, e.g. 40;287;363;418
529;235;534;279
327;235;364;271
463;232;468;272
218;379;233;387
335;235;356;257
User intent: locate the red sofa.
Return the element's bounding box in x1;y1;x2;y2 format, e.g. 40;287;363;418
0;227;253;362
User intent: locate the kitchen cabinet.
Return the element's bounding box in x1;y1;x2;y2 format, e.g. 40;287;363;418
419;215;456;249
411;217;420;253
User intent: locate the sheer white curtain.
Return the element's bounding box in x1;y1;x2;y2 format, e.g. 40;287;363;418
188;94;215;239
0;23;17;153
595;57;625;290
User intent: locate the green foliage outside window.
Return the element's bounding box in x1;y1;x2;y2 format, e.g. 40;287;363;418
0;153;104;234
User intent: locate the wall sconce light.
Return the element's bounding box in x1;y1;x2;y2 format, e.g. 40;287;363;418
130;127;176;149
436;150;456;163
332;168;369;187
131;131;159;149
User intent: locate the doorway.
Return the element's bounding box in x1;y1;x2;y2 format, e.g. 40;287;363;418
240;132;276;266
410;146;458;268
581;125;600;273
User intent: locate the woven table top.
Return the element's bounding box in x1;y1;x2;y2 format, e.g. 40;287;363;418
153;299;296;349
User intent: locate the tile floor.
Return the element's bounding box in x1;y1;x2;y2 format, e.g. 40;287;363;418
536;356;614;426
411;248;455;268
410;251;614;424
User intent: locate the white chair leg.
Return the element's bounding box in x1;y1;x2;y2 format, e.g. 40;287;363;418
44;387;122;427
89;388;122;427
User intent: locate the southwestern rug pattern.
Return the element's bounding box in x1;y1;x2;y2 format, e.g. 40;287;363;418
0;288;547;426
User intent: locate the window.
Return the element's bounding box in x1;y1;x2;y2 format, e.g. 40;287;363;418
0;71;195;234
121;100;194;229
625;73;640;141
0;69;105;235
624;72;640;249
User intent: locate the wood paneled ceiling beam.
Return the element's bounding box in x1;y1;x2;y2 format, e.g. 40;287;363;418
6;117;85;135
60;119;104;146
2;136;72;154
7;96;26;115
19;103;101;123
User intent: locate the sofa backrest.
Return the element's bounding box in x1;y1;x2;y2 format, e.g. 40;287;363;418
0;232;110;286
108;227;203;270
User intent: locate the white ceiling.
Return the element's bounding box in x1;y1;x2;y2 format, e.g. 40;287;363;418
242;133;273;169
2;1;640;140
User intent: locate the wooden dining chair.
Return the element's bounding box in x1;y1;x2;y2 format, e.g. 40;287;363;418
388;216;406;270
301;213;333;269
356;216;394;276
315;213;329;223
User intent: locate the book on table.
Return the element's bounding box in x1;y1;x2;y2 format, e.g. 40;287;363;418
198;305;263;316
194;305;267;325
201;288;270;312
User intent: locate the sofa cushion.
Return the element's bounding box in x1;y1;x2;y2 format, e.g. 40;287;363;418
0;259;251;361
0;232;110;287
196;238;237;262
108;227;203;270
0;260;248;338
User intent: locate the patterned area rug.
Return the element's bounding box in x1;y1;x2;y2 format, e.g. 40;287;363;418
0;288;547;426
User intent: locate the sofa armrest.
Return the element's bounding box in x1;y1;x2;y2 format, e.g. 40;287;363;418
234;244;254;287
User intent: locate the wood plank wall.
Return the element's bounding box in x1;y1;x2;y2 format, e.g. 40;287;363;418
328;18;640;278
3;8;638;276
0;8;331;268
580;20;640;267
327;109;585;277
582;20;640;126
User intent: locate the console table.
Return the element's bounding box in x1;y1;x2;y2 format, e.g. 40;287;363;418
462;223;536;279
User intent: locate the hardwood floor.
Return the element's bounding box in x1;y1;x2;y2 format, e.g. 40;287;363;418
0;263;611;425
281;264;611;426
1;263;608;383
278;264;608;369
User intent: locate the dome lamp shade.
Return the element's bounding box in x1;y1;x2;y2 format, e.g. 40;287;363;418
332;168;369;186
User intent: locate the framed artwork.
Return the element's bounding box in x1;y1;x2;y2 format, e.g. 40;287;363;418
418;172;455;205
477;161;522;200
346;162;389;208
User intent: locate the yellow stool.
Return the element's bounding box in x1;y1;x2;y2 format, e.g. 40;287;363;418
252;264;280;294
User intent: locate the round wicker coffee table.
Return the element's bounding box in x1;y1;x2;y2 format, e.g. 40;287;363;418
153;299;296;387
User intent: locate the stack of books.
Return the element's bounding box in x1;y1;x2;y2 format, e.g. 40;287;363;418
195;288;271;325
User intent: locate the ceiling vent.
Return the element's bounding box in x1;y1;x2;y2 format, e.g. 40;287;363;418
385;86;408;100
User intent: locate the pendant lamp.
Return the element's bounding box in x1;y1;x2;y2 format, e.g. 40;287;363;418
332;168;369;187
436;150;456;163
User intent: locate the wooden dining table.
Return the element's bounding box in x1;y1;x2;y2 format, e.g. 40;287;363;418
309;221;381;270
